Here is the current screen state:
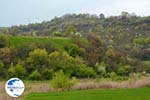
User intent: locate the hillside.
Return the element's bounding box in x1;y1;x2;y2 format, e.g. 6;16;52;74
3;12;150;60
0;12;149;81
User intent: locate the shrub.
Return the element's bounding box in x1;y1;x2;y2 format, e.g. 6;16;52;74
109;72;121;81
0;34;8;48
0;60;5;79
14;64;26;78
28;48;48;64
65;44;81;57
8;64;26;79
41;68;53;80
117;65;131;76
27;48;49;72
49;51;97;78
29;70;41;80
76;65;97;78
51;70;78;91
95;62;107;77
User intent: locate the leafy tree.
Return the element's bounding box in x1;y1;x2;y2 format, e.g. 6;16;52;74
65;25;77;36
0;34;8;48
117;65;131;76
0;47;12;67
29;70;41;80
84;34;106;67
0;60;5;79
28;48;48;63
65;44;81;57
75;65;96;78
41;68;53;80
15;43;37;59
51;70;77;90
8;64;26;79
26;48;49;72
52;31;62;37
49;51;96;78
95;62;107;77
121;11;130;18
99;13;105;19
109;72;121;81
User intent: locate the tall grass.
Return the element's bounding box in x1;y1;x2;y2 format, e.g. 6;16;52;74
73;77;150;90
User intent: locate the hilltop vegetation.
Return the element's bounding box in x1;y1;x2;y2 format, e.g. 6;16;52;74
1;12;150;59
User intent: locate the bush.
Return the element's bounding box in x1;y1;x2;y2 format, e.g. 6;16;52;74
14;64;26;78
8;64;26;79
41;68;53;80
117;65;131;76
76;65;97;78
49;51;96;78
28;48;48;64
65;44;81;57
95;62;107;77
109;72;121;81
0;34;8;48
27;48;49;72
29;70;41;80
51;70;78;91
0;60;5;79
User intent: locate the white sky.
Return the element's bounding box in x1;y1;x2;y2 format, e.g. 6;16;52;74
0;0;150;26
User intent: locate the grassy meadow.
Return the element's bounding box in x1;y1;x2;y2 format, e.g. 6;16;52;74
25;87;150;100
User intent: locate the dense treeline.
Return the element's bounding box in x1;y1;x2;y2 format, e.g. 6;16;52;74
0;12;150;80
0;34;149;80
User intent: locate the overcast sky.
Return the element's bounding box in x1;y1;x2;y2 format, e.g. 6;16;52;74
1;0;150;27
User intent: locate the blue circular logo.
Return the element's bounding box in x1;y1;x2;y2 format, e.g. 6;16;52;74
5;78;25;97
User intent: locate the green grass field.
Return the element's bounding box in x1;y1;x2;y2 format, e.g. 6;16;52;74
25;87;150;100
8;36;72;50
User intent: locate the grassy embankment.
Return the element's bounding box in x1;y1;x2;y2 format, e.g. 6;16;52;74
8;36;72;50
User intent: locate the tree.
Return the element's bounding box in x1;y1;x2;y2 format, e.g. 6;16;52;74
104;48;128;73
0;34;8;48
52;31;62;37
65;44;81;57
15;43;35;59
29;70;41;80
84;34;106;67
65;25;77;36
41;68;53;80
0;47;12;67
117;65;131;76
121;11;130;18
8;64;26;79
49;51;96;78
28;49;48;63
99;13;105;19
0;60;5;79
51;70;77;90
26;48;49;72
95;62;107;77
